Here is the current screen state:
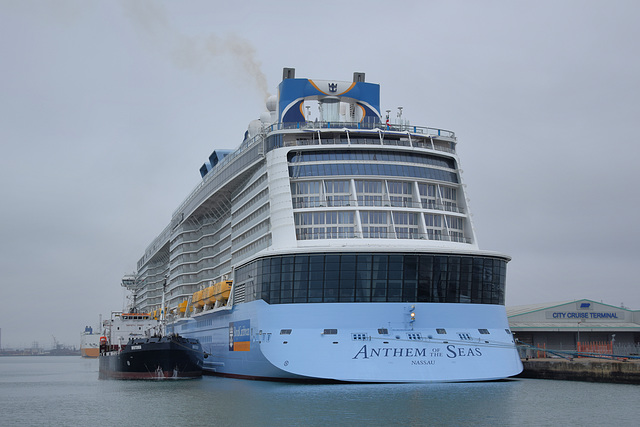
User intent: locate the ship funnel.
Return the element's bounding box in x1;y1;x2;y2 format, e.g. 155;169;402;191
283;67;295;80
353;72;365;82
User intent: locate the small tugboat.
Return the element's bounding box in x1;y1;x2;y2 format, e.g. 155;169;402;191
99;280;204;380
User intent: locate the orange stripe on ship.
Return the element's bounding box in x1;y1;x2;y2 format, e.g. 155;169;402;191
81;348;99;358
233;341;250;352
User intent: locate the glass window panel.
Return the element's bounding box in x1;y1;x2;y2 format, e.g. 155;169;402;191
293;289;308;302
372;281;387;301
357;254;372;270
402;281;417;302
339;267;356;285
341;255;356;269
269;291;280;303
324;288;337;302
325;270;340;286
326;254;340;263
309;280;323;290
294;273;308;286
308;289;323;301
339;288;355;301
389;270;402;280
387;284;402;301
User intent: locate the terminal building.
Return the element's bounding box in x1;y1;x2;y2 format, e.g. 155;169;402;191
507;299;640;357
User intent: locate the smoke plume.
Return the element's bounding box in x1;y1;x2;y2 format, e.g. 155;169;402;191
121;0;271;100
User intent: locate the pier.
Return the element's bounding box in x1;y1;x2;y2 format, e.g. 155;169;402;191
518;358;640;384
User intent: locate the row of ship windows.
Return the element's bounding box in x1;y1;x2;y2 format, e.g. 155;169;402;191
172;239;229;265
231;234;271;261
231;203;270;233
294;227;467;242
294;212;462;228
278;329;510;337
172;220;230;251
231;220;269;246
291;180;459;211
234;253;506;305
287;150;456;169
293;212;465;241
292;181;456;198
233;187;269;219
171;248;229;275
289;163;458;183
292;197;461;212
168;329;508;344
293;179;452;196
232;173;267;209
266;134;455;153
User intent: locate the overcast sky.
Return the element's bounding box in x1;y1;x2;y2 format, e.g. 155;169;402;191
1;0;639;348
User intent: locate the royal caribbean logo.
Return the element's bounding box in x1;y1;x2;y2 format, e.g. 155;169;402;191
328;83;338;93
229;320;251;351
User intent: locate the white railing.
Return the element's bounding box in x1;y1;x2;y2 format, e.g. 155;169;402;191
268;121;455;138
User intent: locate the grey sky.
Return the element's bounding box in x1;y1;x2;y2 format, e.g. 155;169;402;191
1;0;638;348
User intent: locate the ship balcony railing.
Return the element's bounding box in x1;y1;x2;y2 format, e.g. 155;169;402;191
295;229;472;243
291;199;465;214
269;121;455;139
282;136;456;155
292;199;357;208
421;202;465;214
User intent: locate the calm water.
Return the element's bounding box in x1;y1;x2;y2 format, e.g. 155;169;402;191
0;356;638;426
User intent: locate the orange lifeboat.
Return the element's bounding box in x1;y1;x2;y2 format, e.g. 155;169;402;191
178;300;188;313
213;280;232;303
193;290;205;308
203;285;216;305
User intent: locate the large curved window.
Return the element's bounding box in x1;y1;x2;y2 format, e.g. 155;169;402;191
289;163;458;183
235;252;506;306
287;150;455;169
288;150;458;182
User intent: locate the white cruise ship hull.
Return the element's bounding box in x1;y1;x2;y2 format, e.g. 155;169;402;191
173;301;522;382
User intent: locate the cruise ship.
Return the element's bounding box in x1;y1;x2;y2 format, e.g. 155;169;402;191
121;68;523;382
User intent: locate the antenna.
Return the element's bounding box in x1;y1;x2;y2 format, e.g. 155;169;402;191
121;274;145;312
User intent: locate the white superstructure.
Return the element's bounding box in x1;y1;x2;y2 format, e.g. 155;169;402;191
80;326;100;358
122;69;522;382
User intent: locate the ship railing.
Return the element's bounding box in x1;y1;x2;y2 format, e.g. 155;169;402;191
291;199;465;214
294;230;472;243
169;130;266;233
281;137;456;155
268;121;455;139
267;122;456;155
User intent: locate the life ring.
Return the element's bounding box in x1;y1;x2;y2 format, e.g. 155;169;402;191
99;336;107;344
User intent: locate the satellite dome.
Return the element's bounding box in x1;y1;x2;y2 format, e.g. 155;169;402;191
266;95;277;112
260;111;271;123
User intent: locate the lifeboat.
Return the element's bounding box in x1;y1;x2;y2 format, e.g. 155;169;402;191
203;285;216;305
178;300;188;313
192;290;204;308
213;280;232;303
